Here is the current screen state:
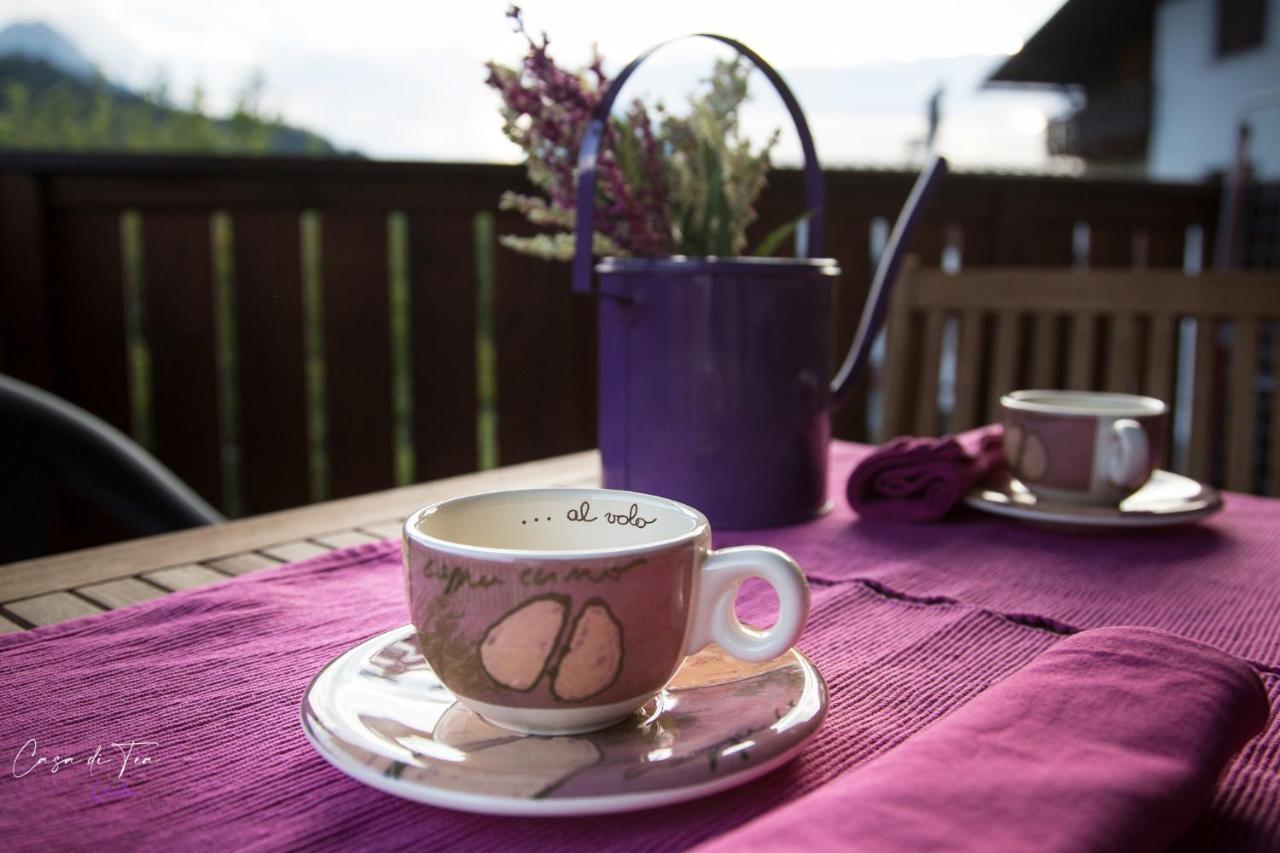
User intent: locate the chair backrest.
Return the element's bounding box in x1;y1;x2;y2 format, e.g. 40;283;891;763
0;374;224;562
879;258;1280;495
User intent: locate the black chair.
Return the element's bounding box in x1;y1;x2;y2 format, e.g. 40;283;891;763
1;374;224;562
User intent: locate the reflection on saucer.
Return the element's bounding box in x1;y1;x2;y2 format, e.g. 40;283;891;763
302;625;827;816
966;469;1222;528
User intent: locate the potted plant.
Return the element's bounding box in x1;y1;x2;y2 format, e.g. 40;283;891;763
486;8;941;528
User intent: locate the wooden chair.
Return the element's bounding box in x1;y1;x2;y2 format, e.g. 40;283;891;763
878;258;1280;495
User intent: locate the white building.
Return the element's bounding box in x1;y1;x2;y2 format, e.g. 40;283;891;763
988;0;1280;180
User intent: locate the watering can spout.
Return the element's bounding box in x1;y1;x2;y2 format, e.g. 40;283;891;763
831;154;948;410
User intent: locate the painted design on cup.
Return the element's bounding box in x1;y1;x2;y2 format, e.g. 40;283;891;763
479;594;570;692
1004;424;1050;482
1003;413;1095;490
409;546;687;714
551;599;625;702
477;594;626;703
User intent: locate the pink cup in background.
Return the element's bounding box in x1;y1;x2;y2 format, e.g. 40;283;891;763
1001;390;1168;506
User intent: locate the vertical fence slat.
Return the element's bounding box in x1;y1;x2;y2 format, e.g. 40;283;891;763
952;309;984;432
877;258;919;441
1147;224;1187;268
1144;313;1177;404
0;174;52;385
492;222;597;466
1029;314;1059;389
987;311;1021;422
233;210;311;514
828;215;873;442
320;211;395;499
1145;312;1178;464
50;210;132;432
1130;228;1149;269
1088;224;1133;266
1225;318;1259;492
1105;313;1141;393
408;214;480;480
28;207;133;551
1067;313;1097;390
141;212;223;508
913;309;945;436
1189;316;1217;484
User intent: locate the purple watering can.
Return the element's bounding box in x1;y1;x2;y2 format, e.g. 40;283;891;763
575;34;946;528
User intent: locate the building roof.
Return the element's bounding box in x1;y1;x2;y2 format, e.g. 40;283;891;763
986;0;1155;89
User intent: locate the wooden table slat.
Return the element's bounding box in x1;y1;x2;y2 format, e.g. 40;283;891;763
77;577;169;609
204;552;284;576
143;565;234;592
356;520;405;540
259;540;333;563
0;613;24;634
4;592;104;626
311;530;385;550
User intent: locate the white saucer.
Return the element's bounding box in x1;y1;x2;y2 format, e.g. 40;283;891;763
300;625;827;816
964;469;1223;528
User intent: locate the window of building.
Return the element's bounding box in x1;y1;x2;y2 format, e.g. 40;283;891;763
1216;0;1266;57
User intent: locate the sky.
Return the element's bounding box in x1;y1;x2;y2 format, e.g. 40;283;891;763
0;0;1076;170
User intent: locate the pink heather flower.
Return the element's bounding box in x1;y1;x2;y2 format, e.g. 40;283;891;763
487;5;775;260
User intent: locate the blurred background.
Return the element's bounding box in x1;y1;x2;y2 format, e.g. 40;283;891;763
3;0;1276;176
1;0;1276;558
0;0;1076;170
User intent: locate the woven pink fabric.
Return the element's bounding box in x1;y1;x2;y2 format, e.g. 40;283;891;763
721;442;1280;666
1;441;1278;851
697;626;1268;853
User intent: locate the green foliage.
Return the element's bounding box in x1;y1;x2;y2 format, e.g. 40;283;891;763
753;213;811;257
487;9;781;261
659;58;780;257
0;57;337;155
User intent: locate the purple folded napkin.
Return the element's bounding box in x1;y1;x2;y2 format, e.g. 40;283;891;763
696;626;1269;853
846;427;1004;522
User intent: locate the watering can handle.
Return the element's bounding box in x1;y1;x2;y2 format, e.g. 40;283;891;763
572;33;825;295
573;36;947;409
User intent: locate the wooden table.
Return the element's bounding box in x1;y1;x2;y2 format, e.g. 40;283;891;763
0;452;600;633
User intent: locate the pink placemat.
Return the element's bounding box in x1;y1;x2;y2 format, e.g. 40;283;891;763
1;441;1278;851
722;443;1280;667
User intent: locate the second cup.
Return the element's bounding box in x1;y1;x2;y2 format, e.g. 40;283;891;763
1001;390;1168;506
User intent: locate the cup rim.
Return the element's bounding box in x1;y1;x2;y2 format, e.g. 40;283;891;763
403;487;710;561
1001;389;1167;417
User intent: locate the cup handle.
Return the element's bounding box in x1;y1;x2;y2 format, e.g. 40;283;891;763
1108;418;1151;489
685;546;810;662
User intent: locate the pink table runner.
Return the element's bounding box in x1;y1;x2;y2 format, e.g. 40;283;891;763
1;441;1278;850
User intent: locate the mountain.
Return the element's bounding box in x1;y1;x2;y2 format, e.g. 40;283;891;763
0;21;94;79
0;22;350;156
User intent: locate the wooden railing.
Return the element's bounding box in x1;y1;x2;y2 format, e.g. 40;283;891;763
0;153;1222;529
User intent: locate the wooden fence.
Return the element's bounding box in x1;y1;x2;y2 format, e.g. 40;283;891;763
0;153;1222;530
